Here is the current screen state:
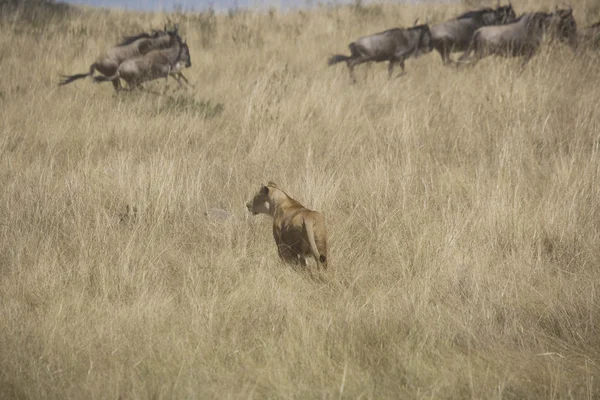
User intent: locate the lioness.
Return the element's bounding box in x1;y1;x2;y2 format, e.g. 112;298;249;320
246;182;328;269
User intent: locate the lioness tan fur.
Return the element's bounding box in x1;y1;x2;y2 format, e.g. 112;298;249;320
246;182;328;269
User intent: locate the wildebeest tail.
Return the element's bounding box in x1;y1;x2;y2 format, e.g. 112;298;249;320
328;54;350;65
93;74;118;83
58;64;96;86
58;72;90;86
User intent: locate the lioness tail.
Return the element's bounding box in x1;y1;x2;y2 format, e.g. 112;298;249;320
304;216;326;268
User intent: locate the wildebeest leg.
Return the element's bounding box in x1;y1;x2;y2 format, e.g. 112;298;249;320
435;41;453;66
457;48;475;69
390;60;406;78
458;38;484;69
176;72;190;86
127;78;145;92
442;48;450;65
172;73;193;89
162;66;171;94
432;41;444;63
111;78;122;92
172;75;184;88
109;78;122;93
461;53;481;69
457;49;470;65
387;61;395;79
346;58;360;84
397;60;406;76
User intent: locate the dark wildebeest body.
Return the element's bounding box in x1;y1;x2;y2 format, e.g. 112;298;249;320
327;24;433;83
58;27;180;91
93;35;191;93
458;9;577;70
430;4;516;65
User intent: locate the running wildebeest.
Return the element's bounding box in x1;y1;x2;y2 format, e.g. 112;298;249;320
93;34;191;93
429;2;517;65
58;26;181;91
457;9;577;70
327;24;433;83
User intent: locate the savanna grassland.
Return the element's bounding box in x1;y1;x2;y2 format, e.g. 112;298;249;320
1;0;600;398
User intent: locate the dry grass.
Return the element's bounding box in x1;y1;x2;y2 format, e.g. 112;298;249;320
1;1;600;398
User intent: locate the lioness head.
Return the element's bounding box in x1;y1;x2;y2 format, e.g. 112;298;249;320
246;183;273;216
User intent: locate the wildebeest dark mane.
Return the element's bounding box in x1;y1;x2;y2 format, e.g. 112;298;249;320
512;11;550;23
512;12;537;23
116;32;152;47
408;24;431;32
375;25;428;37
378;28;403;35
456;8;494;20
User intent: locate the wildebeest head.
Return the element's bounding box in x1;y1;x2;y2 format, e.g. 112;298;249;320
553;7;577;46
174;33;192;68
180;41;192;68
495;3;517;24
410;24;434;57
525;12;554;31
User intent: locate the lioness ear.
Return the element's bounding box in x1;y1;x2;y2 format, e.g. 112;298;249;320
267;181;278;187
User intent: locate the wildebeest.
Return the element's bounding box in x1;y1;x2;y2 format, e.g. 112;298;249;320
58;26;180;91
93;34;191;92
429;3;517;65
457;9;577;69
327;24;433;83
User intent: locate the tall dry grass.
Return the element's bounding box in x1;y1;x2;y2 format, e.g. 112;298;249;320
1;1;599;398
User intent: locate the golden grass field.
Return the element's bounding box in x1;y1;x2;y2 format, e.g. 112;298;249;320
1;0;600;398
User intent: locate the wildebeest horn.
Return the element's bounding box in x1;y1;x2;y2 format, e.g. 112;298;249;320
414;18;419;25
425;15;430;24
